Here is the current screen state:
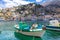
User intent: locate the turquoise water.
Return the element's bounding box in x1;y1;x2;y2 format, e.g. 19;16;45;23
0;21;60;40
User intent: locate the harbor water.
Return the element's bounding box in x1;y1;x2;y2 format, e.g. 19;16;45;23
0;21;60;40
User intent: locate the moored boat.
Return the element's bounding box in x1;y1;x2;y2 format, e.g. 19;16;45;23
46;20;60;31
14;21;45;37
46;26;60;31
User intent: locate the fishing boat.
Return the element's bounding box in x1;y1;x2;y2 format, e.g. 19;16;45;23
46;20;60;31
14;21;45;37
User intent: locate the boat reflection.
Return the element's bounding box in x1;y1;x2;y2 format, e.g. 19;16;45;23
46;30;60;37
0;31;1;34
14;32;42;40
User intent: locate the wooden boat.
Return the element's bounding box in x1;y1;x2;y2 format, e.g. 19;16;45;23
14;22;45;37
46;20;60;31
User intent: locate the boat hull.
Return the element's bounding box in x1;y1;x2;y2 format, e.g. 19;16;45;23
46;26;60;31
14;25;45;37
16;30;45;37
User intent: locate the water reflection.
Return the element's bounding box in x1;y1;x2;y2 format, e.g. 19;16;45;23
0;31;18;40
42;30;60;40
46;30;60;36
14;32;42;40
0;31;1;34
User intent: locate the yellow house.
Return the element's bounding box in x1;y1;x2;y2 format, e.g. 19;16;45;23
0;12;4;17
4;11;12;20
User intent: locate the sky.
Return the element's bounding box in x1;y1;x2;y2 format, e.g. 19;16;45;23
0;0;53;9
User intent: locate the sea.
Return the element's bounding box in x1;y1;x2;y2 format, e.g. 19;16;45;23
0;21;60;40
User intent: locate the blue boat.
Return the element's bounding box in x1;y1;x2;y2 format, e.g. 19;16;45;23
46;20;60;31
14;21;45;37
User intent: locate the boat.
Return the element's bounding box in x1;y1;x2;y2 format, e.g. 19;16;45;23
14;32;42;40
0;17;5;21
14;21;45;37
46;20;60;31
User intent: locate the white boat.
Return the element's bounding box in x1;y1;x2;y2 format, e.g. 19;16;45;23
46;20;60;31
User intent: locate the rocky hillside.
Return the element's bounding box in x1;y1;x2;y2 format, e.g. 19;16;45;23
16;3;45;17
45;0;60;14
